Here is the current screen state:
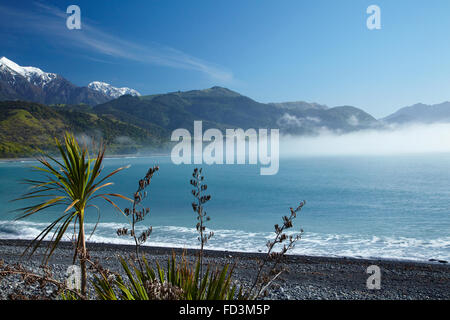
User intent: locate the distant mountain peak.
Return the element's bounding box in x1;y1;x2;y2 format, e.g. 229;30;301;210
383;101;450;124
201;86;241;97
269;101;328;112
88;81;141;99
209;86;234;92
0;57;24;74
0;56;57;87
0;57;112;105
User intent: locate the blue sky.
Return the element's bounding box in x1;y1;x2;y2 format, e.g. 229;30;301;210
1;0;449;118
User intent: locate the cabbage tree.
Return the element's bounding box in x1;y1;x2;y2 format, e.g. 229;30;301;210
15;133;130;296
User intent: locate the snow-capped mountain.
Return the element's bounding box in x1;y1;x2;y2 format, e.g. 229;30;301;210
0;57;58;88
0;57;139;105
88;81;141;99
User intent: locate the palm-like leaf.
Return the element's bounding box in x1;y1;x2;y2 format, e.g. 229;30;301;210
14;132;131;295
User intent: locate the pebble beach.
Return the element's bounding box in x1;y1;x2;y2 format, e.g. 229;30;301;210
0;239;448;300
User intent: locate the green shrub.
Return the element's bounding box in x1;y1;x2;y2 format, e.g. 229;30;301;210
92;253;240;300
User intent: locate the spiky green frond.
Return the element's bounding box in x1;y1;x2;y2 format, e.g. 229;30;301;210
14;132;131;263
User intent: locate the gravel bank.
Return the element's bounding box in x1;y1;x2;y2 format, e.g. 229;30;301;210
0;239;448;300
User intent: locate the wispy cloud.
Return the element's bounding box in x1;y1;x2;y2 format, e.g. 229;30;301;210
0;2;233;82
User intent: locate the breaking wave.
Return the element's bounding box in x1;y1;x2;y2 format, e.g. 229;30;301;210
1;220;448;262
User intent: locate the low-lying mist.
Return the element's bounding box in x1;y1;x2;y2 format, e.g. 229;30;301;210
73;123;450;159
280;123;450;156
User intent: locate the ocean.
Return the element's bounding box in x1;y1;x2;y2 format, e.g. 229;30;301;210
0;154;449;262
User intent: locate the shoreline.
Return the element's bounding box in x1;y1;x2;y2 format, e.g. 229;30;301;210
3;151;450;163
0;153;171;163
0;238;447;266
1;239;449;300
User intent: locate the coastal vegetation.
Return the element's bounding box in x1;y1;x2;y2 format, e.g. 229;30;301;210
3;132;306;300
13;133;130;295
0;101;162;158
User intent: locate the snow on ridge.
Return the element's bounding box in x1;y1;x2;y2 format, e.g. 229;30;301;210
88;81;141;98
0;57;141;98
0;57;57;87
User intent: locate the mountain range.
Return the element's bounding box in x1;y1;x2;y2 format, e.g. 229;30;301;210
103;87;379;135
382;102;450;124
1;57;450;158
0;57;140;105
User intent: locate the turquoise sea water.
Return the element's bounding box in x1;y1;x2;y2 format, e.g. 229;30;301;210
0;154;449;261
